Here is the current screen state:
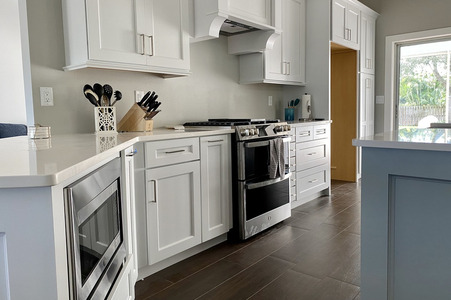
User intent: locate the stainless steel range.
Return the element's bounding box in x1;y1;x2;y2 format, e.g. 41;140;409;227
185;119;292;240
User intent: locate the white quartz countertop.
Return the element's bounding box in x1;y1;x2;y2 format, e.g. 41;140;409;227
0;128;234;188
353;128;451;151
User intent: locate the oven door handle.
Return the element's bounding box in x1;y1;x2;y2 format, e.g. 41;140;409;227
244;137;291;148
245;173;292;190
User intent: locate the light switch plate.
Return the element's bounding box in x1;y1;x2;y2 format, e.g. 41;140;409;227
376;95;385;104
135;90;145;103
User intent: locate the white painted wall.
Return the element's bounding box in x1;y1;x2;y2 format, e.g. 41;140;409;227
0;0;33;125
26;0;283;134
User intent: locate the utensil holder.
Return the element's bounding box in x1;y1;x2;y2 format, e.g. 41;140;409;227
117;103;154;132
94;106;117;134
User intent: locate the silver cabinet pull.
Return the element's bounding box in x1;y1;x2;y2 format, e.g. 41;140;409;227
149;35;154;56
298;132;311;137
308;179;318;184
150;180;157;203
307;152;317;156
140;34;146;55
208;139;224;143
165;149;186;154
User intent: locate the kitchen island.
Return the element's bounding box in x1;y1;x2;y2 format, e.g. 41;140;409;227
353;128;451;300
0;128;233;300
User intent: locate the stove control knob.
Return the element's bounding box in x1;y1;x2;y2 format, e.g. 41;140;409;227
284;125;291;131
241;129;249;136
274;126;283;133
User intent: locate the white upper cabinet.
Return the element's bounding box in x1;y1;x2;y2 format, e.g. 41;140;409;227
62;0;190;76
239;0;306;85
360;11;376;74
331;0;360;50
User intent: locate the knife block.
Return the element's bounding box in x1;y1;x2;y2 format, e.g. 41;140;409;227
117;103;153;132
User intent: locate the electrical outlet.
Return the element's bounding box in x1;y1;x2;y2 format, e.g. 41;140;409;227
40;87;54;106
135;90;145;103
268;96;273;106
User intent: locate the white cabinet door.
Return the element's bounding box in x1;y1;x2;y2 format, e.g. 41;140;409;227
283;0;306;83
86;0;148;65
240;0;305;85
331;0;360;50
200;135;232;241
359;73;375;138
360;12;376;74
147;0;190;71
64;0;190;75
146;161;201;265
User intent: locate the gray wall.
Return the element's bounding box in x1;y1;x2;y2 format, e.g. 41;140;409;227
360;0;451;133
26;0;283;134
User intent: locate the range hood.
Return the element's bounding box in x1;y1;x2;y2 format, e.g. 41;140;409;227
192;0;281;55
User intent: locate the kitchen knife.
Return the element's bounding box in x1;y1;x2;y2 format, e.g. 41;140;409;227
145;94;158;109
147;100;161;112
137;91;151;107
142;91;156;108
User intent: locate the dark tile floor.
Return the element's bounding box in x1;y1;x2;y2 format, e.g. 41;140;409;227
135;180;361;300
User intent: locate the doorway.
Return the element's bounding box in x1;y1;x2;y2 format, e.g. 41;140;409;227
330;42;358;182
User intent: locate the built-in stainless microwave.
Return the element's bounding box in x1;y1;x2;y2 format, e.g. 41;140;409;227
64;157;126;300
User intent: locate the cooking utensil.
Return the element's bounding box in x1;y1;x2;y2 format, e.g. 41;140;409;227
290;99;294;107
111;90;122;106
93;83;103;106
103;84;113;106
294;98;300;106
83;84;99;106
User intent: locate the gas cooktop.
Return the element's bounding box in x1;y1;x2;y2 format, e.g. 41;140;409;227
183;118;281;127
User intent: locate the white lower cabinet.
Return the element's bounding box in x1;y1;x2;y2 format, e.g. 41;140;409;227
139;135;232;272
146;161;202;265
200;135;232;242
290;122;331;208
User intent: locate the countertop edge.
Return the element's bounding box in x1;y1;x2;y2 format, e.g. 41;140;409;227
0;129;235;189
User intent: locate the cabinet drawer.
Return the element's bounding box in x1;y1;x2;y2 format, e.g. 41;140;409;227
297;165;330;198
296;140;329;171
313;124;329;140
145;137;200;168
295;126;314;142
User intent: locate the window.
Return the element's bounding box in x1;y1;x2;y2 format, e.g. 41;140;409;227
384;27;451;132
397;40;451;130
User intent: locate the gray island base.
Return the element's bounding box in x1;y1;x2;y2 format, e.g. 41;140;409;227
354;128;451;300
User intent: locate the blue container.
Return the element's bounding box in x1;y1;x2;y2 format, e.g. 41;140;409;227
285;108;294;121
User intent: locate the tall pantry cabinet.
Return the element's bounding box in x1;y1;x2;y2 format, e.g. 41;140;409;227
329;0;378;182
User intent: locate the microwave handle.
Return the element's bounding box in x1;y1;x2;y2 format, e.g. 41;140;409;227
246;173;291;190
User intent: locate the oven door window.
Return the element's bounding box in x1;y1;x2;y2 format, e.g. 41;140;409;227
78;183;121;285
245;179;290;220
244;144;270;181
243;138;291;181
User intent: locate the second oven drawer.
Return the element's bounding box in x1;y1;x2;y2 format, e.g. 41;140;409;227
145;137;200;168
296;165;330;198
296;140;329;171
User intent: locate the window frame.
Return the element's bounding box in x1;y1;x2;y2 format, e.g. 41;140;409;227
384;27;451;132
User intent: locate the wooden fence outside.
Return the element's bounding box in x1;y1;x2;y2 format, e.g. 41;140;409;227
399;105;446;126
